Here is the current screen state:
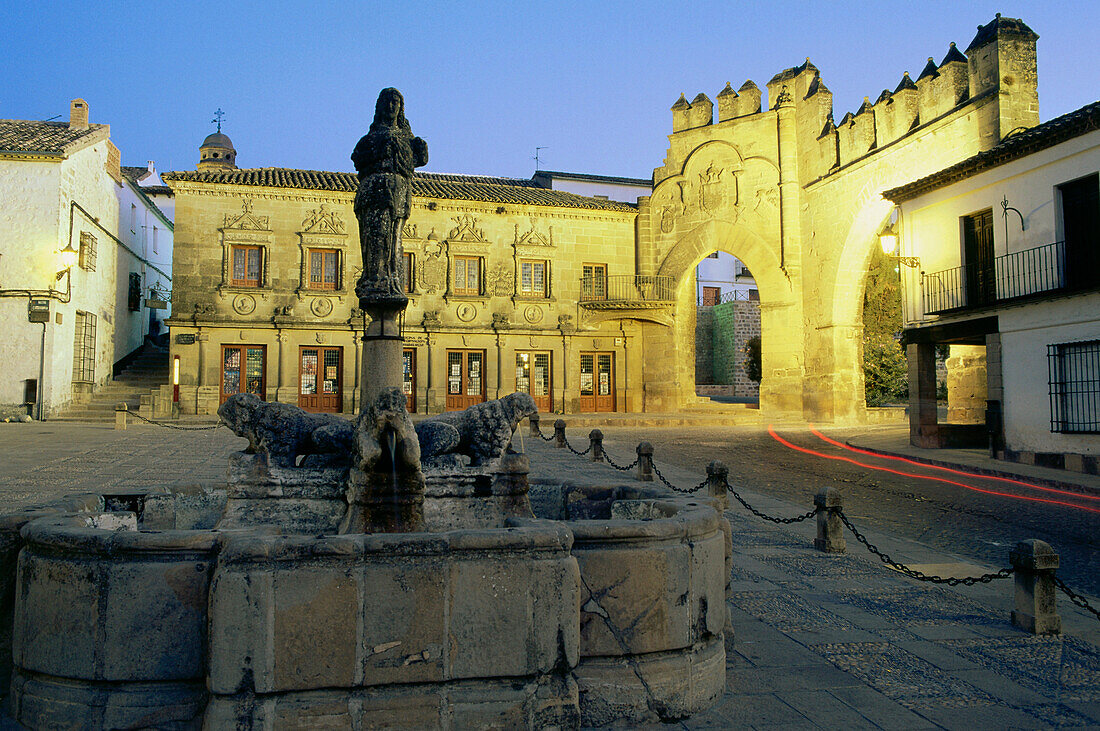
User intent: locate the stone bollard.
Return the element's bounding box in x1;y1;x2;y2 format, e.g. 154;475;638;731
706;461;729;512
529;412;540;438
114;403;128;431
589;429;604;462
554;419;567;448
635;442;654;482
814;488;846;553
1009;539;1061;634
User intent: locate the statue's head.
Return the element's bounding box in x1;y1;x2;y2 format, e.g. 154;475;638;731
374;88;405;127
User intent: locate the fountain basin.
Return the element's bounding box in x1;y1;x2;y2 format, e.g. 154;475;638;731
525;484;730;725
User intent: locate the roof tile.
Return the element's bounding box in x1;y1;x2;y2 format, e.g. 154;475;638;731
0;119;106;155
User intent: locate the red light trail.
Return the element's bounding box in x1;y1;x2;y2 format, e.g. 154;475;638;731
808;426;1100;503
767;425;1100;515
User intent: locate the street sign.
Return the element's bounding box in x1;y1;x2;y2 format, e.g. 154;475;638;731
145;298;168;310
176;333;196;345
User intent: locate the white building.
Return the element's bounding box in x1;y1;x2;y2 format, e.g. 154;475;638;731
886;100;1100;468
0;99;173;419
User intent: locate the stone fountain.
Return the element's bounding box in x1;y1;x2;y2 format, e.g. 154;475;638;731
0;89;731;729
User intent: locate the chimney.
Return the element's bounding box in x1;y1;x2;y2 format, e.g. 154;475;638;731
70;99;89;130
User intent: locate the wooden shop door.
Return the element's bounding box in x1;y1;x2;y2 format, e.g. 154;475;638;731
515;351;552;412
221;345;266;404
445;349;485;411
299;346;342;413
579;352;615;412
403;348;416;413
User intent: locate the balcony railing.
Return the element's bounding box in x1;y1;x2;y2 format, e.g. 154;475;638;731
579;275;674;307
921;240;1098;315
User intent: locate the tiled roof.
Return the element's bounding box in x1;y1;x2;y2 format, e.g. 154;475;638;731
534;170;651;187
965;14;1037;53
161;168;637;211
121;165;152;183
0;119;107;155
884;100;1100;203
139;185;173;196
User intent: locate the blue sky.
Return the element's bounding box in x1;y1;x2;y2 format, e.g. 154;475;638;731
4;1;1097;179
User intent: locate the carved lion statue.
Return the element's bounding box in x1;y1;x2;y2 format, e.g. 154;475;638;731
418;392;537;466
217;393;353;468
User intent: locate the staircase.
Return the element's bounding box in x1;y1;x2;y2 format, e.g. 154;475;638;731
53;344;169;423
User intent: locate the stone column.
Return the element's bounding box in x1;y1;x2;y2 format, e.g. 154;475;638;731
814;488;846;553
352;331;362;413
946;344;987;423
1010;539;1061;635
907;342;939;447
635;442;654;482
276;331;292;404
706;461;728;511
359;313;403;413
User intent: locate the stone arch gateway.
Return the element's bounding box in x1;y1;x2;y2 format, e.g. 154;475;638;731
634;16;1040;423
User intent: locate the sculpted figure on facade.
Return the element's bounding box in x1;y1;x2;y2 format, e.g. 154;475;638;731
351;88;428;305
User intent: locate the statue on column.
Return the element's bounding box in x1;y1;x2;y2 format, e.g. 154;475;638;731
351;88;428;306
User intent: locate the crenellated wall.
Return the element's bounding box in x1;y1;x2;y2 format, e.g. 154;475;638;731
636;15;1041;422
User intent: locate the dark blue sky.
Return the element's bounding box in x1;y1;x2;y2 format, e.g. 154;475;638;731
5;1;1097;180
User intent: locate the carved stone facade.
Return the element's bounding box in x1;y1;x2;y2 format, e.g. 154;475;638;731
164;15;1044;424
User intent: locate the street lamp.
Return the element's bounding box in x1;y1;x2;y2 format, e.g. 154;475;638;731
878;222;920;268
56;242;79;279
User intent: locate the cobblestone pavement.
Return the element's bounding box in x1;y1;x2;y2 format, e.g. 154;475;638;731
588;423;1100;597
2;420;1100;729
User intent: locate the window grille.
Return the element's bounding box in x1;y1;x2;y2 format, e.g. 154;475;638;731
128;273;141;311
1048;339;1100;433
72;311;96;383
79;232;97;272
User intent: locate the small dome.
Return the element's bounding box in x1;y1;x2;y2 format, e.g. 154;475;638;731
201;131;234;149
198;129;237;171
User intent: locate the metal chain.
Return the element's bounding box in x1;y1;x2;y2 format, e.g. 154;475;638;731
538;430;556;442
1054;576;1100;622
651;463;706;493
123;411;225;431
726;482;819;524
837;510;1014;586
604;452;639;472
561;436;591;457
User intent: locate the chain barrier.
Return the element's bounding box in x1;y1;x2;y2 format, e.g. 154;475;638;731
560;436;591;457
726;480;818;524
651;463;706;494
603;453;639;472
837;510;1014;586
1054;576;1100;621
124;411;225;431
538;430;556;442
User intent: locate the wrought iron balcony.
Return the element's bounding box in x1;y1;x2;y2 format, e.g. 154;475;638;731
579;275;674;309
921;240;1099;315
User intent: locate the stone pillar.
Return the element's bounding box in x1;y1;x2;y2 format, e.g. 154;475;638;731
276;331;292;404
359;314;403;414
1010;539;1061;635
814;488;846;553
589;429;604;462
706;461;728;511
492;452;533;521
946;344;987;423
114;404;128;431
985;333;1005;456
352;330;362;413
907;342;939;447
528;412;541;438
554;419;566;448
635;442;654;482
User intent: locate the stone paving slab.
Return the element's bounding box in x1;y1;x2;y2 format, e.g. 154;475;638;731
2;421;1100;729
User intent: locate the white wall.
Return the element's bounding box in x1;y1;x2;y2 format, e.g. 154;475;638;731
545;178;650;204
900;127;1100;454
1000;295;1100;454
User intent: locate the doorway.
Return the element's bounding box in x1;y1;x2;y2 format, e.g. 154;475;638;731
579;352;614;412
446;349;485;411
516;351;552;412
298;346;342;412
403;348;416;413
963;209;995;307
221;345;266;404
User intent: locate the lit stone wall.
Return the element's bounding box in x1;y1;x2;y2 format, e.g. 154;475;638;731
166;181;638;415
